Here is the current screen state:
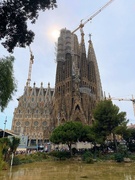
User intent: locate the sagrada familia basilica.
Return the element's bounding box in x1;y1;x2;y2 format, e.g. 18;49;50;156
11;28;103;146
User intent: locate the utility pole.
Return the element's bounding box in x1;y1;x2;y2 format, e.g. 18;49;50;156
3;116;7;137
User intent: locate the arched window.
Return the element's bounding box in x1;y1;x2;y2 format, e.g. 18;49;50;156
75;117;81;122
75;105;80;111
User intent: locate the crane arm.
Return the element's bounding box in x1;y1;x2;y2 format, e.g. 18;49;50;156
27;46;34;87
107;95;135;117
107;97;135;102
72;0;115;34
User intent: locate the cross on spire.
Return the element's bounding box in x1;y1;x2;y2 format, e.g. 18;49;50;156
89;33;92;41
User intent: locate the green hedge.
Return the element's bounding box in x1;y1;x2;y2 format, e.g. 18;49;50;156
48;151;71;160
82;151;94;163
114;153;124;162
12;152;47;165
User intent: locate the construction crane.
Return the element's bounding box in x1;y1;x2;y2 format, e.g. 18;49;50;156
72;0;115;34
106;95;135;117
27;46;34;87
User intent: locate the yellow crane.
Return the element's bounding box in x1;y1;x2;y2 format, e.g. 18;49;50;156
72;0;115;34
27;46;34;87
106;95;135;117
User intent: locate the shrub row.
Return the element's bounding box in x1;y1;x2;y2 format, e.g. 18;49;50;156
48;151;71;160
12;152;47;165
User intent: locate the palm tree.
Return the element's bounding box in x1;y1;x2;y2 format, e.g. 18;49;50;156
0;136;20;165
0;137;10;161
9;136;20;166
9;136;20;155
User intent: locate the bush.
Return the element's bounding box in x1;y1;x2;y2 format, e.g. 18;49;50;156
114;144;128;163
117;144;128;157
12;156;21;165
29;152;47;161
20;157;34;164
49;151;71;160
128;142;135;152
11;154;32;164
82;151;93;162
128;153;135;160
14;152;47;165
114;153;124;162
29;154;42;161
72;148;78;155
0;160;9;170
23;153;45;163
85;157;94;164
100;153;115;161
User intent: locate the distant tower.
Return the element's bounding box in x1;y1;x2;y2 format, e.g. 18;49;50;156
52;28;103;127
87;34;103;100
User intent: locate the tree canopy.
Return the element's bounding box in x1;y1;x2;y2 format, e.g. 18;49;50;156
0;0;57;52
92;99;128;150
9;136;20;154
0;56;17;112
0;136;20;163
50;121;93;155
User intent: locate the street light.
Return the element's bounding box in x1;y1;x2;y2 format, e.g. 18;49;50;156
3;116;7;138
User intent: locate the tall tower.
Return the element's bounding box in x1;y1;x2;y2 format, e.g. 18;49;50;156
52;28;103;127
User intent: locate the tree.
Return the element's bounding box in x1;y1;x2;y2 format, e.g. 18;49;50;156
9;136;20;155
0;0;57;52
0;136;20;164
80;124;96;144
50;121;92;156
0;56;17;112
0;137;10;169
92;100;128;152
122;128;135;152
0;137;10;161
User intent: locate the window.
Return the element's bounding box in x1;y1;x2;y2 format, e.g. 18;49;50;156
25;121;30;127
16;121;20;127
34;121;38;126
42;121;47;127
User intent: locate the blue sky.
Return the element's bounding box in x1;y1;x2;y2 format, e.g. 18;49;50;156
0;0;135;130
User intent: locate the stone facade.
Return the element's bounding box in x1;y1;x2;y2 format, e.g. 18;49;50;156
52;29;103;127
11;82;54;145
11;28;103;145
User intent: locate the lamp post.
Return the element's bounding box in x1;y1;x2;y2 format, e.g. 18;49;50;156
3;116;7;138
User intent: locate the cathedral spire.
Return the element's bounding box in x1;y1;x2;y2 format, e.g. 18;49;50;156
31;82;36;96
88;33;94;60
80;28;86;53
38;82;44;96
87;34;103;100
23;82;30;96
89;33;92;41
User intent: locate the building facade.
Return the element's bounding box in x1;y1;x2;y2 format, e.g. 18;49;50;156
52;29;103;127
11;28;103;146
12;82;54;145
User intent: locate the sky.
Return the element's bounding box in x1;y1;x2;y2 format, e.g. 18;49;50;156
0;0;135;130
